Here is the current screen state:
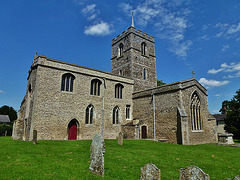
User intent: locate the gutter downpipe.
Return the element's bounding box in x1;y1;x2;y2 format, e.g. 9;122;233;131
102;78;106;137
152;93;156;140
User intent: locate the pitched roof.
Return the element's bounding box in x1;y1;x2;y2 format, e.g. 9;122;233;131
0;115;10;123
212;114;226;121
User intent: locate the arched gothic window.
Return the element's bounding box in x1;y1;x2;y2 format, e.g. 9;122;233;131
115;83;124;99
119;43;124;57
85;104;94;124
61;73;75;92
141;42;146;55
113;106;120;124
90;79;102;96
143;68;146;80
190;92;202;131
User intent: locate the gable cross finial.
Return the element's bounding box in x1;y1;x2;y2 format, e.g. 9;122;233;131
131;9;134;27
35;51;38;56
192;70;195;78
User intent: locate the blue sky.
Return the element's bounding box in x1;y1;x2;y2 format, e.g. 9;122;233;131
0;0;240;114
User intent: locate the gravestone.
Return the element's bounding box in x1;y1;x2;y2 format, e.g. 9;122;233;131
218;133;235;145
5;131;7;137
33;130;37;145
228;175;240;180
141;163;161;180
89;134;105;177
180;166;210;180
118;132;123;145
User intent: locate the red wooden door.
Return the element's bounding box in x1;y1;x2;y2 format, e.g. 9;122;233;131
68;123;77;140
142;126;147;139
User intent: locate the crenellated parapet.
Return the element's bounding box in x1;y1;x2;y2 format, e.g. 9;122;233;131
112;26;154;45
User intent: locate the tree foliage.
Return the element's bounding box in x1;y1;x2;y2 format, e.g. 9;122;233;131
157;80;166;86
0;105;17;122
220;89;240;139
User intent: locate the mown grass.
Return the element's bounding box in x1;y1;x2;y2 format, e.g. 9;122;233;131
0;137;240;179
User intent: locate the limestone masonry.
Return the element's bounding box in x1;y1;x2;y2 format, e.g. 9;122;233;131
12;23;217;145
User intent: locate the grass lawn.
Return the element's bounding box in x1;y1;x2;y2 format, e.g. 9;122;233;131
0;137;240;179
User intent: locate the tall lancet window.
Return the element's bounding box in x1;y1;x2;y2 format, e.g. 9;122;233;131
190;92;202;131
141;42;146;55
61;73;75;92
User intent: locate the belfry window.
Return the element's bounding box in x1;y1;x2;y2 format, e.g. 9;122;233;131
85;104;94;124
113;106;120;124
90;79;102;96
141;42;146;55
190;92;202;131
61;73;75;92
119;43;124;57
115;83;124;99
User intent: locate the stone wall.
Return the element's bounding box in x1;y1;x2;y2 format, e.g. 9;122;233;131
16;55;134;140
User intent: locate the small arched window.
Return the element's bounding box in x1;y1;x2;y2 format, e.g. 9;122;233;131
141;42;146;55
61;73;75;92
86;104;94;124
115;83;124;99
113;106;120;124
119;43;124;57
190;92;202;131
90;79;102;96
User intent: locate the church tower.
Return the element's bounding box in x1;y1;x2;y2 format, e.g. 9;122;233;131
111;12;157;92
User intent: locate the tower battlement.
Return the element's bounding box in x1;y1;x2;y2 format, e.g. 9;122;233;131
112;26;154;45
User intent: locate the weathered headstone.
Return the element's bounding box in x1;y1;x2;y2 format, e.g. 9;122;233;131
5;130;7;137
228;175;240;180
180;166;210;180
89;134;105;177
141;163;161;180
33;130;37;145
118;132;123;145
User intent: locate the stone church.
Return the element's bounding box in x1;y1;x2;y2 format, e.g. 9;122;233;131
12;18;217;145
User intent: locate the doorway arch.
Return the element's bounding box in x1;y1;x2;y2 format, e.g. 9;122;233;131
68;119;79;140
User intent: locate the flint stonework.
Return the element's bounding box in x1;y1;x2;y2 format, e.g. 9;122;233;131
180;166;210;180
89;134;105;177
32;130;37;145
118;132;123;145
141;163;161;180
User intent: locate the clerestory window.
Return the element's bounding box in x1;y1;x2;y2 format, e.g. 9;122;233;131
190;92;202;131
115;83;124;99
61;73;75;92
90;79;102;96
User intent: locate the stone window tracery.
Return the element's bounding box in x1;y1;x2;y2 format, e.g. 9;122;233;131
61;73;75;92
190;92;202;131
85;104;94;124
90;79;102;96
113;106;119;124
115;83;124;99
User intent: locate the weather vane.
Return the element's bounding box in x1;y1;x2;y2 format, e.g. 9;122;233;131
192;70;195;78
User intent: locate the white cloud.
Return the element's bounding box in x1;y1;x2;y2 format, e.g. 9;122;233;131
0;90;5;93
82;4;96;14
84;22;111;36
199;78;229;88
215;22;240;40
119;0;192;59
221;45;229;52
212;110;220;114
214;94;221;97
208;68;224;74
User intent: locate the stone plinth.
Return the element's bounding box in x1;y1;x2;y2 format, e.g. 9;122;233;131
118;132;123;145
89;134;105;177
218;133;235;145
141;163;161;180
180;166;210;180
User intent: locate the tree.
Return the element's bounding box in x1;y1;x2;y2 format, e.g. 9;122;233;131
220;89;240;139
157;80;166;86
0;105;17;122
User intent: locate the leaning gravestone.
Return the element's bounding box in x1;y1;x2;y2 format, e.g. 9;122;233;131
141;163;161;180
118;132;123;145
89;134;105;177
180;166;210;180
32;130;37;145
